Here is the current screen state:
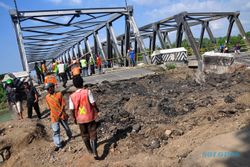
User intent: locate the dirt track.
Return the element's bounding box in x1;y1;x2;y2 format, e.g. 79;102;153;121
1;66;250;167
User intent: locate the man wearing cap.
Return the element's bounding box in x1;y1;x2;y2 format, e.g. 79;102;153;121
45;82;72;151
5;79;24;120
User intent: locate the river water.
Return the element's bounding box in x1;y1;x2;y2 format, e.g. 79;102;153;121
0;109;14;123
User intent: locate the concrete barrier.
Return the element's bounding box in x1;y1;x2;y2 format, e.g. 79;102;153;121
202;51;235;74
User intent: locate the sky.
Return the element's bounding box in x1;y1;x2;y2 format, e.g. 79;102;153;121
0;0;249;74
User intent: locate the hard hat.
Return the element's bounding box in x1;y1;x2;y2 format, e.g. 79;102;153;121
5;79;13;85
44;82;55;90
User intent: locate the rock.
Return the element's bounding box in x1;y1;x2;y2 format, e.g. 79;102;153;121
150;139;160;149
8;125;13;129
164;130;172;137
218;109;237;115
172;129;184;136
235;103;246;110
207;116;212;121
3;149;10;160
224;95;235;103
132;124;141;133
245;109;250;112
157;98;177;117
0;155;3;163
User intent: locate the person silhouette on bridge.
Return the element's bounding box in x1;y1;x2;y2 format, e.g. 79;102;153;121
128;48;136;67
34;62;43;84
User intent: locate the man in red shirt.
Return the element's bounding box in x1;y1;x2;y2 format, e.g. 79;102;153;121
96;55;102;74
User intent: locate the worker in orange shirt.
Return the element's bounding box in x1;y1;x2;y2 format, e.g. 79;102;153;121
71;60;81;78
96;55;102;74
45;82;72;151
44;72;57;88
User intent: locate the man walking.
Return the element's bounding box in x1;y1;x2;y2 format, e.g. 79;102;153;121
69;76;100;159
24;82;42;119
57;61;68;88
4;79;24;120
45;82;72;151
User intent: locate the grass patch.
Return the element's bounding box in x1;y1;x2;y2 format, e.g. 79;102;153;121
166;63;176;70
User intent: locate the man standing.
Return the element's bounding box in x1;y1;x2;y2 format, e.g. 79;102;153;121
96;55;102;74
69;76;100;159
57;61;68;88
80;57;88;77
71;60;81;78
34;62;43;84
129;48;136;66
45;82;72;151
89;56;95;75
41;60;48;82
24;82;41;119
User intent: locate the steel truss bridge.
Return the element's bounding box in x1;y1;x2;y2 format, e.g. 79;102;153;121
10;6;250;72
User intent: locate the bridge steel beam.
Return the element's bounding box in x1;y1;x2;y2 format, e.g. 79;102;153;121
163;32;172;48
226;15;235;44
175;12;202;70
106;26;113;67
200;22;206;48
94;31;107;62
234;14;250;48
125;15;131;58
156;24;167;49
129;15;150;64
107;22;123;64
151;24;157;52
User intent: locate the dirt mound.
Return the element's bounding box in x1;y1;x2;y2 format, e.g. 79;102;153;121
1;67;250;167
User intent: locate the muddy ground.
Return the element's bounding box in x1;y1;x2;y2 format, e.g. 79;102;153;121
0;66;250;167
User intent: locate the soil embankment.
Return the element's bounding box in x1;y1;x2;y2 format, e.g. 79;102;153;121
1;66;250;167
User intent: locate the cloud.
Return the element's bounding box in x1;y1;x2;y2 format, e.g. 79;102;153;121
141;0;250;36
69;0;82;5
0;1;11;10
130;0;166;5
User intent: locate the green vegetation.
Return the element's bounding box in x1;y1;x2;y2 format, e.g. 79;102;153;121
0;74;8;112
179;31;250;56
166;63;176;70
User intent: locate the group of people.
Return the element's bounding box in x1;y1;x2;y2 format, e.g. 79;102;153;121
34;54;104;87
45;75;100;158
219;43;241;54
3;50;138;158
3;74;101;159
4;78;41;120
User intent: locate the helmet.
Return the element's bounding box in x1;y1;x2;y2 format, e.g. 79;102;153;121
44;82;55;90
5;79;13;85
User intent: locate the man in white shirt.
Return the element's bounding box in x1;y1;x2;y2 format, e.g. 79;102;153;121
57;61;67;88
69;76;100;159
